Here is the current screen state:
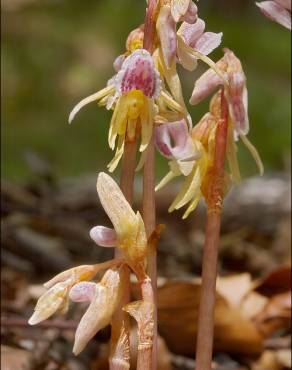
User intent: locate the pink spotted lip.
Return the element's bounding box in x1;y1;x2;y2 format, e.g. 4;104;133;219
115;49;162;99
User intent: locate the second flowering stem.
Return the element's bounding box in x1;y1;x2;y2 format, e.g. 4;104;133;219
195;90;229;370
110;139;137;370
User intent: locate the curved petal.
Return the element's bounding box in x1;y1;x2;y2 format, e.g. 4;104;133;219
44;265;100;289
157;5;177;69
68;85;115;124
178;18;205;48
190;68;224;105
171;0;191;22
73;269;124;355
195;32;223;56
256;1;291;29
156;120;188;156
96;173;138;239
90;226;117;247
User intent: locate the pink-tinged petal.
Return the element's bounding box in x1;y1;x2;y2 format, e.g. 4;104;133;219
89;226;117;247
115;49;162;99
155;120;188;159
228;71;249;135
155;119;200;163
178;19;205;48
256;1;291;30
190;68;224;105
229;85;250;136
194;32;223;56
275;0;291;11
157;5;177;69
113;54;126;72
171;0;191;22
69;282;97;303
182;1;198;24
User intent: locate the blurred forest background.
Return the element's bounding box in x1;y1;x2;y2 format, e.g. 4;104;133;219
1;0;291;182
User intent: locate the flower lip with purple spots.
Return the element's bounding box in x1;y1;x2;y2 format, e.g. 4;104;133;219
115;49;162;99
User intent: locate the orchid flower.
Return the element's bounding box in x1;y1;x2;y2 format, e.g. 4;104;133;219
256;0;291;30
92;172;155;360
176;18;223;72
69;48;185;173
155;118;211;219
155;11;224;129
190;48;264;176
156;0;198;69
28;263;116;325
29;172;154;359
156;1;223;73
93;172;148;281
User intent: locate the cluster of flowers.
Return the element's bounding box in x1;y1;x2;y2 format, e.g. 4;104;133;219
29;0;267;364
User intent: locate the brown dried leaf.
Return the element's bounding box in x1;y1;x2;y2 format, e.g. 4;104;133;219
254;291;291;337
1;345;33;370
157;281;263;356
217;273;253;307
254;266;291;297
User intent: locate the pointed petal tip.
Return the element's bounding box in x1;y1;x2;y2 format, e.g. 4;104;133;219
28;313;41;326
72;343;82;356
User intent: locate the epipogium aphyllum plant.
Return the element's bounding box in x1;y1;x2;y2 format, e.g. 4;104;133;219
28;0;289;369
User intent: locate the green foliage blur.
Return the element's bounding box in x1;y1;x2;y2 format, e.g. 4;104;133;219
2;0;291;182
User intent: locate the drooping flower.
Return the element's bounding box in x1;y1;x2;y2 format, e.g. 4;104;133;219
69;49;184;172
256;0;291;30
190;48;264;176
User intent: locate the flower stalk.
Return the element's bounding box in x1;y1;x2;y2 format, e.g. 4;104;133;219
195;90;229;370
110;139;137;370
142;0;159;369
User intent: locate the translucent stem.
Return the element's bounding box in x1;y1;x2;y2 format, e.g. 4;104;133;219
195;90;229;370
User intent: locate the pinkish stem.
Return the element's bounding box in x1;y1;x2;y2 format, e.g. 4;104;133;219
110;139;137;370
195;90;229;370
142;1;159;369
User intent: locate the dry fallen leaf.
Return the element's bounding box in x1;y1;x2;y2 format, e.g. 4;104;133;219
1;345;33;370
217;273;253;308
254;291;291;337
157;281;263;356
254;266;291;297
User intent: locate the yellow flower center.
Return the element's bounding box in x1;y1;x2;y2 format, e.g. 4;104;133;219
126;90;146;120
